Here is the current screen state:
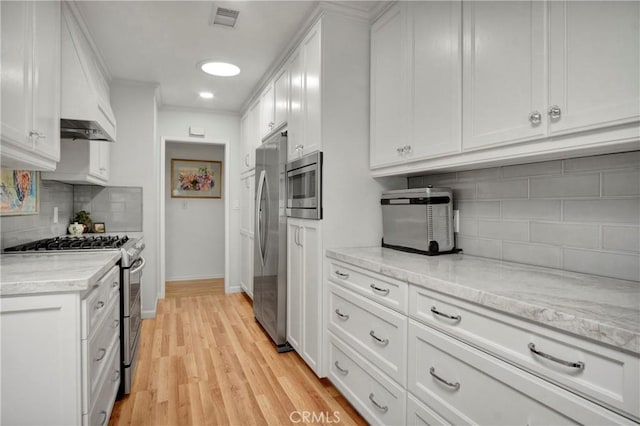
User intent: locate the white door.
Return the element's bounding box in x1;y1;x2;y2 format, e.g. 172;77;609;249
302;22;322;158
370;3;407;168
274;67;289;129
286;221;302;352
288;48;304;161
409;0;462;161
462;1;547;150
32;0;60;161
1;1;32;150
300;220;322;375
548;1;640;135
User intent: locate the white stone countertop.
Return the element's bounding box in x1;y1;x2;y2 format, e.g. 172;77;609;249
0;251;122;296
326;247;640;355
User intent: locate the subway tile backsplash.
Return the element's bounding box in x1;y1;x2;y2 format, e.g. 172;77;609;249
408;151;640;282
1;182;142;250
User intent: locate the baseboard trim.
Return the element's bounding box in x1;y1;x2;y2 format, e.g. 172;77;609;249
227;285;242;294
142;309;156;319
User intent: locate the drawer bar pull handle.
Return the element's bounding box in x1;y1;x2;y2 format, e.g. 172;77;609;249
96;301;105;310
430;367;460;390
98;410;108;426
95;348;107;362
369;330;389;346
335;309;350;320
335;270;349;279
370;284;390;296
528;343;584;369
368;393;389;413
430;306;461;322
334;361;349;375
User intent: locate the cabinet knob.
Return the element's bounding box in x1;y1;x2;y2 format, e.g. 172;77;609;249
244;154;249;167
396;147;404;154
29;131;46;140
528;111;542;125
403;145;412;154
548;105;562;120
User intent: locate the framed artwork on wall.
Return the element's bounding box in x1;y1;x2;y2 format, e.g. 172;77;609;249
171;159;222;199
0;169;39;216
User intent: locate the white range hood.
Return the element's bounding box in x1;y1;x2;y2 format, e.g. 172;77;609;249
60;2;116;142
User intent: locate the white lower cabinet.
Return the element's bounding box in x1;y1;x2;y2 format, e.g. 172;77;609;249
328;333;406;426
0;265;120;426
326;254;638;425
239;231;254;298
287;218;322;375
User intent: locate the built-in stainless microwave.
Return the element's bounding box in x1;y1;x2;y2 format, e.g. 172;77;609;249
286;151;322;219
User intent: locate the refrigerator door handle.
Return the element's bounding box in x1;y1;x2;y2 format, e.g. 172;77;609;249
256;170;267;267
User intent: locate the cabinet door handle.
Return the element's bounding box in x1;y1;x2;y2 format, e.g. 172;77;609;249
368;393;389;413
548;105;562;120
430;367;460;390
369;330;389;346
29;130;46;140
335;309;349;320
403;145;412;154
396;146;404;154
528;111;542;125
95;300;105;310
370;283;390;296
112;369;121;382
95;348;107;362
112;281;119;288
528;343;584;369
244;154;250;167
335;270;349;279
334;361;349;375
112;319;120;329
430;306;461;322
98;410;108;426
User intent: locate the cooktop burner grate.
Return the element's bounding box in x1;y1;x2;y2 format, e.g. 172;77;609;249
4;235;130;252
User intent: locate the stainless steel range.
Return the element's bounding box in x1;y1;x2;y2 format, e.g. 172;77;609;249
4;234;145;396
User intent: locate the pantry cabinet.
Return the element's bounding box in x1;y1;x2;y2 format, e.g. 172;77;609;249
260;84;275;138
240;100;260;173
370;1;461;169
287;21;322;162
287;218;322;375
273;67;289;131
42;139;110;185
0;1;60;171
239;172;255;298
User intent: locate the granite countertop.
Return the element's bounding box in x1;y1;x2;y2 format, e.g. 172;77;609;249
0;251;122;296
326;247;640;354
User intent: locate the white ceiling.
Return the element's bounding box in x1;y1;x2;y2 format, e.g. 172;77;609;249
76;1;377;114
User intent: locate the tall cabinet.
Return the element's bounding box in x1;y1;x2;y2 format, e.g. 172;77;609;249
1;1;60;170
239;172;255;298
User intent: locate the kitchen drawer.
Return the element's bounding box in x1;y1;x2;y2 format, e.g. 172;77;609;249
329;260;408;314
408;320;636;425
82;266;119;339
84;342;120;425
328;332;406;426
328;282;407;385
83;298;119;412
406;393;451;426
409;285;640;420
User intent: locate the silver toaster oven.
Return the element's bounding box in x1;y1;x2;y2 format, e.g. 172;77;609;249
381;187;457;255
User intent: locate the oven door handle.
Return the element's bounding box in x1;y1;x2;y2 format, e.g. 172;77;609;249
130;256;146;274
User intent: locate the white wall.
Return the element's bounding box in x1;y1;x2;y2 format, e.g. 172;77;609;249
109;80;159;318
157;107;241;292
165;142;225;281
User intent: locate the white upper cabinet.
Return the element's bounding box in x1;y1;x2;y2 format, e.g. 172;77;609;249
548;1;640;135
273;67;289;129
1;1;60;171
462;1;547;151
370;3;407;168
42;139;110;186
288;21;322;162
370;2;461;169
241;100;261;173
260;83;275;138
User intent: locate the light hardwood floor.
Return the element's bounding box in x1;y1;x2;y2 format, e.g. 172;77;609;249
109;280;366;426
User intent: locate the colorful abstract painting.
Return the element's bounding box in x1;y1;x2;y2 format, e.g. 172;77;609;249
0;169;39;215
171;159;222;199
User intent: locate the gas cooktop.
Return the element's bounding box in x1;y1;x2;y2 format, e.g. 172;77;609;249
4;235;131;252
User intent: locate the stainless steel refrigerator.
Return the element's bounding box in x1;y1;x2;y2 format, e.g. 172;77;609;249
254;124;291;352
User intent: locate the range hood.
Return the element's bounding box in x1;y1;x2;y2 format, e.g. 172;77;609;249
60;3;116;142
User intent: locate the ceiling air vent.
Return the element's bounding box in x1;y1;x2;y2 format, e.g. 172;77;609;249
210;6;239;28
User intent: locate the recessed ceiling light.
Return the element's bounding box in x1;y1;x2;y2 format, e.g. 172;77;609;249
199;91;214;99
199;61;241;77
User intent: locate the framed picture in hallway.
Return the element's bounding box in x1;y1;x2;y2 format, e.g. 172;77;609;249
171;159;222;199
